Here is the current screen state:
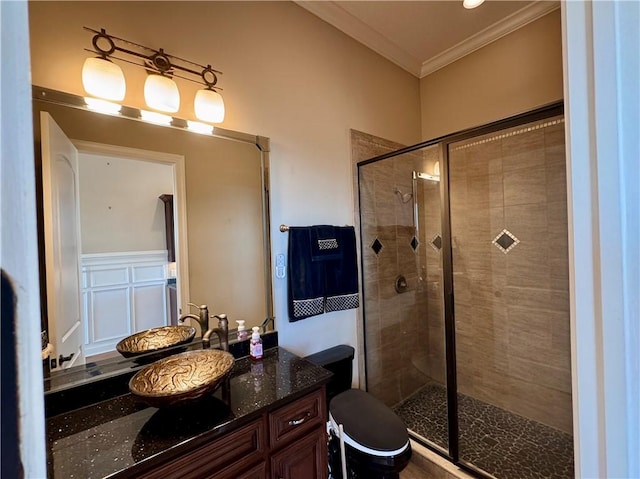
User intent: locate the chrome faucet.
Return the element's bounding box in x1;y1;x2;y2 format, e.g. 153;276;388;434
178;303;210;337
202;314;229;352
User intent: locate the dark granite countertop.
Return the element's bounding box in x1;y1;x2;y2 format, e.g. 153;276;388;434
46;347;332;479
44;331;279;398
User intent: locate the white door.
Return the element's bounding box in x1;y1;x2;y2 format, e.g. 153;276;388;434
41;112;85;370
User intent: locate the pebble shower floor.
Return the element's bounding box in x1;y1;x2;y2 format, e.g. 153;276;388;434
394;384;574;479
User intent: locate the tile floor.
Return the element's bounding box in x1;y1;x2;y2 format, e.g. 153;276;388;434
395;384;574;479
400;439;475;479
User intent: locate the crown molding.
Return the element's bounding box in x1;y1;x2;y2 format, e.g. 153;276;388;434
295;1;423;77
296;1;560;79
420;1;560;77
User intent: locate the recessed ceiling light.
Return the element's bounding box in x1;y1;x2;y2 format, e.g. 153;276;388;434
463;0;485;9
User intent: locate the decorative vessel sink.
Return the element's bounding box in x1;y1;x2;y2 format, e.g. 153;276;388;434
116;325;197;359
129;349;235;408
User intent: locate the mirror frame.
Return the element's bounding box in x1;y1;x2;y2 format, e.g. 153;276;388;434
34;85;274;390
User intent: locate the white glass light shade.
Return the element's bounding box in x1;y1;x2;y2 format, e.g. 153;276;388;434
82;57;126;101
144;74;180;113
463;0;485;8
194;89;225;123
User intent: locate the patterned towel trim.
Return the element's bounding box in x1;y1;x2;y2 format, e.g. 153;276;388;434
318;238;339;250
293;297;324;318
325;293;360;312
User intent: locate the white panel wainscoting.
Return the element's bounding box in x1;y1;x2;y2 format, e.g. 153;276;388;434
82;251;169;357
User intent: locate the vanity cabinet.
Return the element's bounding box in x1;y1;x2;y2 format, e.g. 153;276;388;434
138;418;266;479
46;348;332;479
271;429;327;479
269;388;327;479
137;388;327;479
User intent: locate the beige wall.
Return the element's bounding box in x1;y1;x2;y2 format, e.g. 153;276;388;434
420;10;563;139
78;153;173;254
28;1;422;366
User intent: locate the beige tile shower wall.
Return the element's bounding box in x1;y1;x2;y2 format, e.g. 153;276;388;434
351;130;409;393
450;117;572;434
368;152;430;407
352;130;445;407
350;130;406;398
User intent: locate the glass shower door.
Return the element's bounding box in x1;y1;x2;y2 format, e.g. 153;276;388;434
448;116;574;479
358;143;449;454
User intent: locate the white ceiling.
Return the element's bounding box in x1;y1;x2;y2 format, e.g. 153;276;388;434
296;1;560;78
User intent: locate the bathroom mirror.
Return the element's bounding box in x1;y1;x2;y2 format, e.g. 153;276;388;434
34;86;273;387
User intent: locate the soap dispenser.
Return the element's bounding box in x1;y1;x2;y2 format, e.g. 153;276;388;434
250;326;263;360
236;320;249;340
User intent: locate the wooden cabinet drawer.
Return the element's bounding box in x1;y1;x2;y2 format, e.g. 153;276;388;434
232;461;267;479
269;389;325;449
270;429;327;479
140;417;266;479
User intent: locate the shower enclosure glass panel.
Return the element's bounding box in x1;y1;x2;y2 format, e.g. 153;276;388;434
358;144;448;453
448;116;574;479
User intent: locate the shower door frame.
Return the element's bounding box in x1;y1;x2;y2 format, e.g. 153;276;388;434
357;100;565;478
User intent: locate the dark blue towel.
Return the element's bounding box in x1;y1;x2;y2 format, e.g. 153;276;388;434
288;227;325;320
287;225;359;322
324;226;359;313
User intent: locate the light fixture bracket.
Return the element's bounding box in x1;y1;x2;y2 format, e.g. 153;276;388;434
84;26;223;91
91;29;117;58
147;50;173;75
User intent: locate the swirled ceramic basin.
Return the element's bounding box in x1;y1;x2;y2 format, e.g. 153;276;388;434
129;349;235;408
116;325;196;358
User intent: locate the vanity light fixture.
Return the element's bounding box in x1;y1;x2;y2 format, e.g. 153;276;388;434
140;110;173;126
82;57;126;101
82;29;125;101
194;87;225;123
84;97;122;114
463;0;485;9
144;73;180;113
186;120;214;135
82;27;225;122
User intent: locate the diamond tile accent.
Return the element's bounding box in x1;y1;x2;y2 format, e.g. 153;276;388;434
410;236;420;251
496;233;515;250
430;234;442;252
493;229;520;254
370;238;383;255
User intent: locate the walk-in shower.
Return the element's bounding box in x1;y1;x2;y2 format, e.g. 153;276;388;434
356;104;573;479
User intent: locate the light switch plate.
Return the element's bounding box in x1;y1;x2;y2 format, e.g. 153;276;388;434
275;254;286;278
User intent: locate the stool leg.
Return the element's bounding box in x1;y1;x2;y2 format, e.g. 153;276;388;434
338;424;348;479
